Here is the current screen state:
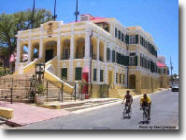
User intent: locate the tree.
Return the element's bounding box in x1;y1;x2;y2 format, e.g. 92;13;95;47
0;9;52;67
0;47;9;72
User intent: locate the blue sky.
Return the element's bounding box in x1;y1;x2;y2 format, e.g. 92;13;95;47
0;0;178;74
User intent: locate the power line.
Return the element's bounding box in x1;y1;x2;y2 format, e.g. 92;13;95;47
170;56;173;85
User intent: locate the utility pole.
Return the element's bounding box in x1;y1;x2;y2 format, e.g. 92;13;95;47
30;0;35;29
74;0;80;22
170;56;173;86
53;0;57;21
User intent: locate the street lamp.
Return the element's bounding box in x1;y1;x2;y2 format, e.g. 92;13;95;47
35;63;45;83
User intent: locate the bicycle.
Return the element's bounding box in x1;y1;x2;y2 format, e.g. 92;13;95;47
141;105;150;124
122;102;131;119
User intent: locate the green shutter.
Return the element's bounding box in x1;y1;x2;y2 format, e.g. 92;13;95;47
125;35;129;44
125;56;129;66
100;70;104;82
112;50;115;62
135;35;138;44
115;28;117;37
135;56;138;66
93;69;97;81
75;68;82;80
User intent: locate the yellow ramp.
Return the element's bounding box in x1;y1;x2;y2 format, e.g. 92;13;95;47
44;70;74;94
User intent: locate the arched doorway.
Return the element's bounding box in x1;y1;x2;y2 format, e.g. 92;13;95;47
20;44;28;62
31;43;39;61
75;38;85;59
99;41;104;61
129;75;136;89
61;39;70;60
44;41;57;62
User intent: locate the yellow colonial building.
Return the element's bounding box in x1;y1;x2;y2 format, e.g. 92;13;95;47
15;14;169;98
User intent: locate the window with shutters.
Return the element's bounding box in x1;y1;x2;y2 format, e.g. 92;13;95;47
129;35;137;44
100;70;104;82
61;68;67;80
93;69;97;81
75;67;82;80
129;56;138;66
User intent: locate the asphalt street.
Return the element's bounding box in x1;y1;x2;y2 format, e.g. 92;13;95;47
21;90;179;130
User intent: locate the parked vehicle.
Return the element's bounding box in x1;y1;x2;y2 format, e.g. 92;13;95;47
171;85;179;92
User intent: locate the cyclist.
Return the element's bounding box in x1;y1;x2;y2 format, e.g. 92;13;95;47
140;93;152;120
123;90;133;113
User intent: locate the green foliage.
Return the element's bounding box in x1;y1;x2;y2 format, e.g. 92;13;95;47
36;83;46;95
0;66;10;77
0;9;53;64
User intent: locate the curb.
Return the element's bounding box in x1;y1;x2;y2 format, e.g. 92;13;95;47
71;89;169;114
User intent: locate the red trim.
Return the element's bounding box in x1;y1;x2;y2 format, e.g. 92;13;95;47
157;62;166;67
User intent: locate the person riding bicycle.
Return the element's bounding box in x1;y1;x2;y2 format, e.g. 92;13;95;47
140;93;152;120
123;90;133;113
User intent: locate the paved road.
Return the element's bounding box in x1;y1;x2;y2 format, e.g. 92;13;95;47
21;90;179;130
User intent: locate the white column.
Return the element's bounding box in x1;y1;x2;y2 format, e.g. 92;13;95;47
28;39;32;62
69;34;74;81
57;34;61;60
104;64;108;84
39;37;43;59
57;34;61;77
39;25;44;60
97;38;100;61
85;31;90;59
70;34;74;59
16;39;21;63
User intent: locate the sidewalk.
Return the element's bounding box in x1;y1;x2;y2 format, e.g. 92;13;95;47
41;98;121;109
0;101;70;126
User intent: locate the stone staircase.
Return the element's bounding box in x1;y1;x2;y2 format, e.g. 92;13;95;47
45;81;75;102
0;58;75;103
0;74;75;102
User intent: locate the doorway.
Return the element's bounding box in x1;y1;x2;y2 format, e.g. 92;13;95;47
129;75;136;89
108;71;113;87
45;49;54;62
44;41;57;62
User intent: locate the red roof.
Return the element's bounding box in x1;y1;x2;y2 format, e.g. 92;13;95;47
157;62;166;67
67;14;106;24
90;16;106;23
